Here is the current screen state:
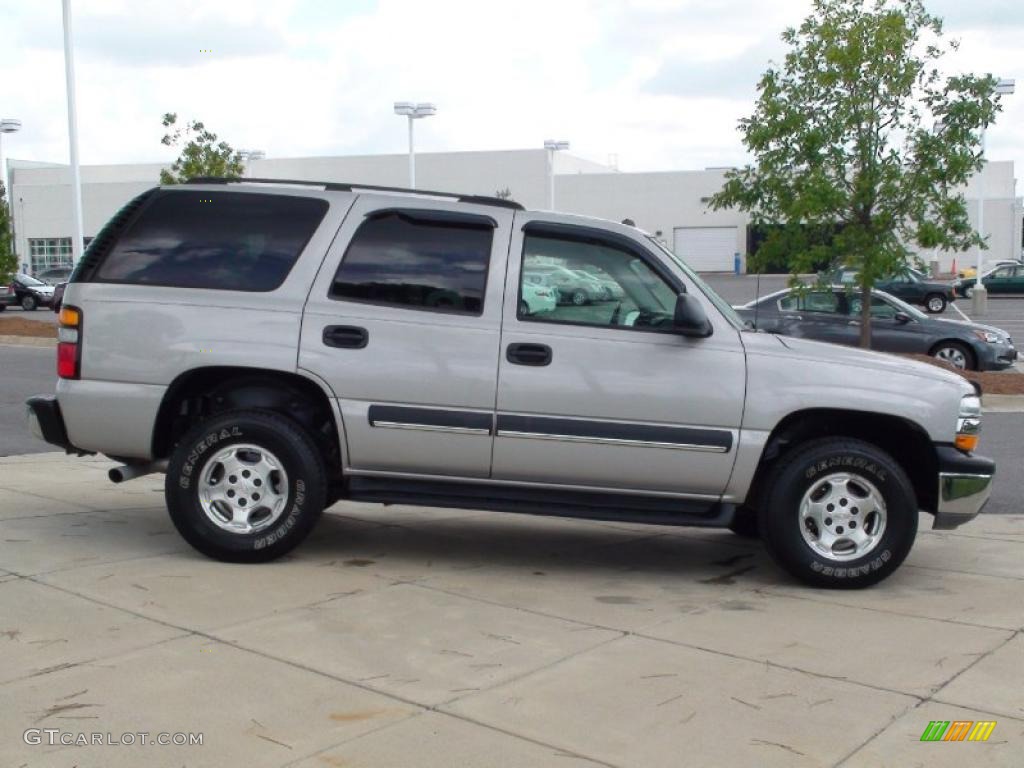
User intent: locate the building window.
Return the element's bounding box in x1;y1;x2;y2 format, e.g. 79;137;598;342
28;238;74;273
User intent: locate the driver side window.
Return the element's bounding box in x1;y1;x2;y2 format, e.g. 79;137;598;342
519;232;677;329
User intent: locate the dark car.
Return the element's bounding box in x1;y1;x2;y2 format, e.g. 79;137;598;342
735;286;1017;371
832;268;957;313
11;273;56;311
957;262;1024;298
0;282;16;311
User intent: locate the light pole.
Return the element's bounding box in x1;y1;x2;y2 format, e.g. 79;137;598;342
544;140;569;210
0;118;20;260
973;78;1015;314
393;102;436;189
62;0;85;266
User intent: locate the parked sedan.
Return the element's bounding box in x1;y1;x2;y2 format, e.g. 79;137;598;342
11;273;55;311
957;263;1024;298
831;268;957;313
735;287;1017;371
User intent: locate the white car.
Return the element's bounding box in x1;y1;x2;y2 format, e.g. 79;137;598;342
520;280;557;315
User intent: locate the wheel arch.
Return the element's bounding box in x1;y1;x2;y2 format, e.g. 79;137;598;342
745;408;938;514
151;366;342;472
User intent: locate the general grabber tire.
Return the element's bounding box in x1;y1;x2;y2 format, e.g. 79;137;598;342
166;409;327;563
758;438;917;588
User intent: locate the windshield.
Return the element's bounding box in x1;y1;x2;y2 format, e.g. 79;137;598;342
878;291;927;320
645;236;745;330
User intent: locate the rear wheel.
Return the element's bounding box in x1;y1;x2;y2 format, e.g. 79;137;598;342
924;293;947;313
932;341;975;371
571;289;588;306
759;438;917;588
166;409;327;562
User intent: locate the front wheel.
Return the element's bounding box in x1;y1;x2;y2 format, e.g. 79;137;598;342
21;295;37;311
759;438;917;588
571;289;588;306
924;293;947;313
963;285;974;299
166;409;327;562
932;341;975;371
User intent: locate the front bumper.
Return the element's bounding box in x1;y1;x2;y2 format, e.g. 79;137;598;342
26;395;74;451
933;445;995;530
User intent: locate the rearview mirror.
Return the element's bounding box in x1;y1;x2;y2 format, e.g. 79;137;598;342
673;293;713;338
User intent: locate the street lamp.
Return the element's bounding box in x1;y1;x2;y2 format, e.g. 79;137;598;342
394;102;436;189
544;140;569;210
972;78;1015;313
0;118;20;258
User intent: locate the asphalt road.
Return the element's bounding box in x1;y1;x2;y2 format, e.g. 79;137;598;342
0;342;1018;515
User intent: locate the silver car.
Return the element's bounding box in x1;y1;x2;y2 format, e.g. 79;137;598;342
27;178;994;588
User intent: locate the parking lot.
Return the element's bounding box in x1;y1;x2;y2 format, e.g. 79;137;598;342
2;278;1023;767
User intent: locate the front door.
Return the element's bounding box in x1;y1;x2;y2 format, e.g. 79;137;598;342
491;216;745;497
299;197;512;477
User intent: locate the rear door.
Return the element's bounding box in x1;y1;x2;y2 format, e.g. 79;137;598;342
299;197;512;477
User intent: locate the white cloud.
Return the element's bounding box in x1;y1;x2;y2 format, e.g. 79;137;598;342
0;0;1020;176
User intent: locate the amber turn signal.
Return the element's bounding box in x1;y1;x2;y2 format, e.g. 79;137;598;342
59;306;81;327
955;433;979;453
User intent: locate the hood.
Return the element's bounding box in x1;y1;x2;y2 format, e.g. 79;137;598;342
760;332;972;390
935;317;1010;339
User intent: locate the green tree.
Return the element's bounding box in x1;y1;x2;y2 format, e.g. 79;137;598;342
0;182;16;285
159;113;244;184
711;0;1004;347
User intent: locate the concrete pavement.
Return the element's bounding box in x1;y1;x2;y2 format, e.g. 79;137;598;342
1;452;1022;767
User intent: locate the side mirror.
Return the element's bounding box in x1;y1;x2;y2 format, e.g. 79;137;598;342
894;312;911;324
673;293;714;337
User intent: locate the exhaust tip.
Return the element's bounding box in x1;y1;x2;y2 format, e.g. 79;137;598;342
108;467;126;483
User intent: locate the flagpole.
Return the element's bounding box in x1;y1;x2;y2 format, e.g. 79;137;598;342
62;0;85;265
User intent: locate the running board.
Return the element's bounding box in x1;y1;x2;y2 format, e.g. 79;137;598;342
346;477;734;528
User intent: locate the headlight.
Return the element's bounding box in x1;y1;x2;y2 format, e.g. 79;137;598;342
972;330;1000;343
955;395;981;452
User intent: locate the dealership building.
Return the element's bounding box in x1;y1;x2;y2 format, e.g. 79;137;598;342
8;148;1022;275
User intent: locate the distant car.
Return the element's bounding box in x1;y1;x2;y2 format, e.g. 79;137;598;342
958;259;1022;279
520;281;557;316
0;282;16;311
12;273;56;311
830;267;957;313
35;266;74;286
525;265;601;306
575;268;626;299
957;263;1024;298
735;286;1017;371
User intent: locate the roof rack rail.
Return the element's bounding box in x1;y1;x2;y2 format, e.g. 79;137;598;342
183;176;524;210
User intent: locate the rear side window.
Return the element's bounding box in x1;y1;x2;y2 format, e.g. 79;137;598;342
330;212;493;315
95;190;328;291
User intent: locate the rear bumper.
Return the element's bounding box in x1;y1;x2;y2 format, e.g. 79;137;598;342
25;395;74;451
933;445;995;530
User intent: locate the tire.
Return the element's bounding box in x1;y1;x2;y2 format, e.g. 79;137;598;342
963;285;974;299
165;409;327;562
931;341;975;371
571;289;587;306
0;304;6;312
21;294;37;311
924;293;947;313
758;438;917;588
727;506;760;539
519;299;530;316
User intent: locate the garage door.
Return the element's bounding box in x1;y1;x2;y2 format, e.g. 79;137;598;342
673;227;738;272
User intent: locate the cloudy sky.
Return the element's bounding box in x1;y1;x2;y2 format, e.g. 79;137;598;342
0;0;1021;174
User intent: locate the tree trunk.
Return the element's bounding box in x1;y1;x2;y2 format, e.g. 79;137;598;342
859;283;872;349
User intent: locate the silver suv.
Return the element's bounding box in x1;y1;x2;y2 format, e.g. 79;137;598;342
26;178;995;588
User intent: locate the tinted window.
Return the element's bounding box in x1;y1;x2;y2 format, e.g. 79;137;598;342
330;213;493;315
520;233;677;329
778;291;840;313
96;191;328;291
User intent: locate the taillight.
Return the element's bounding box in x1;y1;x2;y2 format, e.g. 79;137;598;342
57;305;82;379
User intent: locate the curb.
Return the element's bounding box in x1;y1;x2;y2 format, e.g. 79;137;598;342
983;394;1024;413
0;335;56;348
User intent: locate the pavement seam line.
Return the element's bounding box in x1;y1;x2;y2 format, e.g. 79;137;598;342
832;628;1022;767
16;569;621;768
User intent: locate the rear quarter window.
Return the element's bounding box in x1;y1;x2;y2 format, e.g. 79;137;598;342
94;190;328;291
